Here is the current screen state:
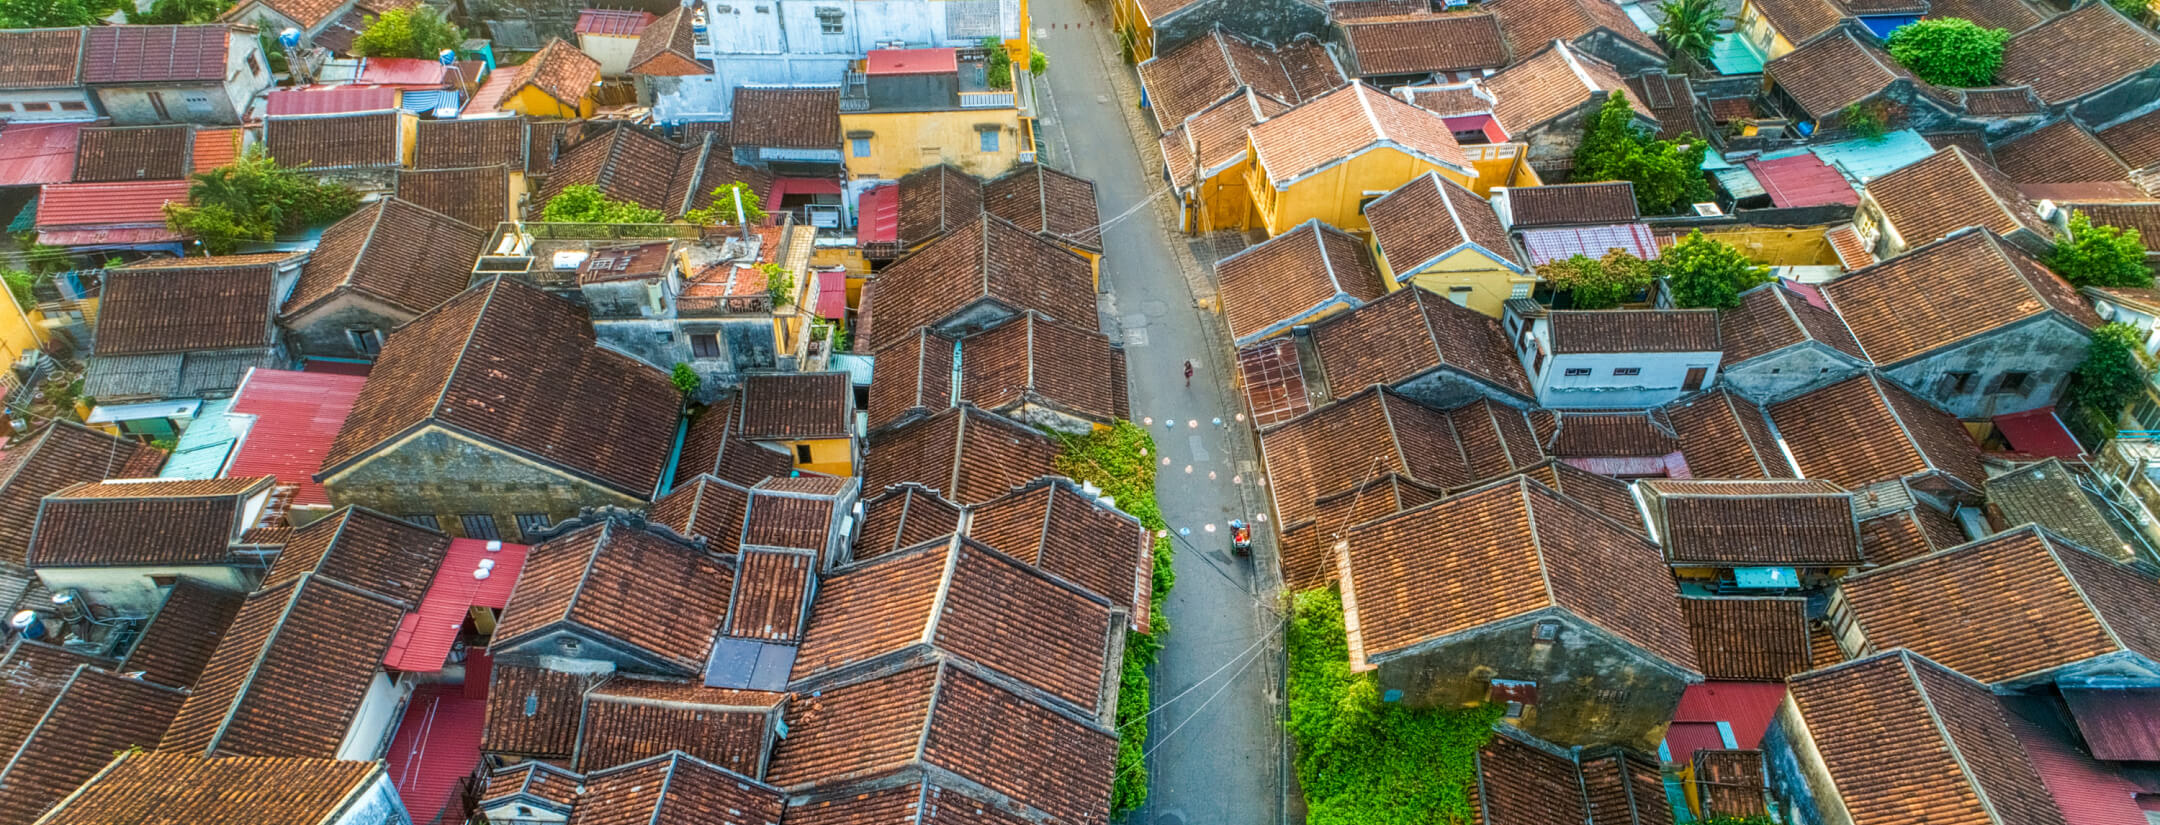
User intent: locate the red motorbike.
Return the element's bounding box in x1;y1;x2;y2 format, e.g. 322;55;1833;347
1229;519;1252;557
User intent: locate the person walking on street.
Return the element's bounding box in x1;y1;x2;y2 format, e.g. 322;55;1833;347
1184;360;1194;387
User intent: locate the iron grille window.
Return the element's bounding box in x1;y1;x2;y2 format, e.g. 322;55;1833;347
405;514;441;531
515;513;553;540
460;514;502;540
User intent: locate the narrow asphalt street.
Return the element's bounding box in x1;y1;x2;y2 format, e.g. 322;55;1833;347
1026;5;1289;825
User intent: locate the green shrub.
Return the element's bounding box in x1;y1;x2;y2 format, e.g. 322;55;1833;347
1539;250;1657;309
669;363;700;396
1886;18;2009;87
1572;91;1711;215
164;147;360;255
2048;210;2153;289
685;181;767;226
1288;588;1500;825
1659;230;1771;309
351;6;463;59
540;185;666;224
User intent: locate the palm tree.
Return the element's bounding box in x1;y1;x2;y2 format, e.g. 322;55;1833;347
1657;0;1723;63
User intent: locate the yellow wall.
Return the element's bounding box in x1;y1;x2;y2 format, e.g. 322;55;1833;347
790;437;854;476
506;85;593;119
1464;144;1542;196
1683;224;1843;266
1372;240;1536;318
0;286;47;368
1738;0;1798;59
1112;0;1155;61
1246;145;1473;236
397;111;419;167
841;109;1023;180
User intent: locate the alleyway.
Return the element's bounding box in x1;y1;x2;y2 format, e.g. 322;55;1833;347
1028;5;1290;825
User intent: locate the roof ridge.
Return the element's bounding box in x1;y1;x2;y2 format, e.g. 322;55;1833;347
2036;529;2131;656
1353;82;1386;145
1718;390;1772;477
1865;374;1933;476
432;277;501;422
1901;653;2006;824
202;576;308;756
1516;478;1557;607
913;663;948;764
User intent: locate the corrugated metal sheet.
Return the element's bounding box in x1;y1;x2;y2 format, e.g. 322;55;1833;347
1673;681;1785;750
359;57;450;87
384;684;489;825
2062;686;2160;762
36;179;191;228
815;269;846;319
1519;224;1660;266
2004;694;2148;825
223;367;367;507
1746;154;1860;208
857;182;898;244
575;9;654;35
1992;407;2084;461
159;396;239;479
0;123;86;187
266;86;400;116
384;537;530;672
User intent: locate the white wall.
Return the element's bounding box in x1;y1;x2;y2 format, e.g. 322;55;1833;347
702;0;1021;56
0;89;100;122
36;565;252;618
1536;351;1722;409
335;773;418;825
337;670;409;761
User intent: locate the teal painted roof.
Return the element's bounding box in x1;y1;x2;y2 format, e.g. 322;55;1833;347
1709;33;1766;75
158;397;239;480
1761;129;1936;185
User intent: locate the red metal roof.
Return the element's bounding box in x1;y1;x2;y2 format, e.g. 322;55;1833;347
266;85;401;116
1993;407;2084;461
383;537;530;672
37;227;183;246
36;179;191;228
1746;153;1860;208
384;683;489;824
2005;694;2149;825
465;71;517;115
2062;686;2160;762
815;269;847;319
1519;224;1660;266
224;368;368;507
766;176;844;209
1441;114;1507;144
1673;680;1785;751
867;48;959;76
358;57;451;88
0;122;85;188
576;8;655;35
303;359;374;376
858;182;898;244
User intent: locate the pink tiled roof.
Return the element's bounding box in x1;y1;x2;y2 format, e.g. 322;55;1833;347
266;86;400;116
358;57;451;87
0;122;85;187
1518;224;1659;265
575;8;655;35
224;368;368;507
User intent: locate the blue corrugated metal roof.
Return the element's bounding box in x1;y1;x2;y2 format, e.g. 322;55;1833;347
1762;129;1936;185
1709;33;1767;75
158;397;238;479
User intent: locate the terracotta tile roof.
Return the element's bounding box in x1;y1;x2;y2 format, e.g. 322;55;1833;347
1366;171;1518;282
671;399;798;491
395;164;513;231
509;39;601;112
771;663;1115;821
1763;30;1906;120
0;28;85;90
863;407;1060;505
1749;0;1846;43
413;116;527;170
0;422;164;568
575;678;784;774
1136;28;1310;132
1400;83;1495;117
731;86;842;150
1638;479;1859;567
282;197;485;321
1250;82;1469;186
894;164;983;247
484;664;592;758
0;642;110;761
958;312;1122;424
1623;71;1700;141
480;762;581;813
983;163;1102;251
1663;389;1795;478
1487;0;1661;56
1159;89;1286;185
966;477;1153;632
791;543;946;680
1823;229;2096;365
1957;86;2042;117
260;505;448;604
1310;286;1533;400
1865;147;2054;249
723;547;814;645
1447;399;1550;482
1841;526;2160;683
321;278;681;497
493;519;734;675
1718;282;1866;364
1488;42;1650;136
784;781;1039;825
1475;731;1635;825
1999;2;2160;105
742;477;848;555
26;477;267;569
1340;475;1697;669
630;6;706;76
0;666;186;824
1769;374;1985;491
854;483;962;561
868;328;956;430
1925;0;2041;32
1532;459;1641;528
119;576;246;690
576;752;786;825
1542;409;1679;457
535;122;741;220
96;258;281;356
1990;119;2130;186
1858;508;1941;566
1261;388;1519;525
31;753;382;824
1786;650;2065;825
1548;309;1720;353
159;574;407;757
267;111;404;171
858;214;1096;351
647;476;751;553
1280;473;1446;590
2097;108;2160;170
1500;180;1640;228
1218;220;1385;344
931;540;1119;710
1680;596;1811;680
1275;36;1348;99
81;25;232;85
71;125;190;183
1577;749;1672;825
738;372;854;440
1343;14;1508;76
1987;457;2132;559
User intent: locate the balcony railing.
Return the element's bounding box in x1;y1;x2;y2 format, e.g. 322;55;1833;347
959;90;1014;108
677;294;775;316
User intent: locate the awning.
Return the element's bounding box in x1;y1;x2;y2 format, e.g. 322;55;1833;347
383;537;530;672
86;398;201;425
814;269;847;319
856;183;898;244
1993;407;2083;460
765;176;844;208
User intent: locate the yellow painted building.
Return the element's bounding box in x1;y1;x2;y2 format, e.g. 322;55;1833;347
1110;0;1162;62
840;48;1033;181
785;436;854;476
1242;83;1480;236
1738;0;1837;61
493;39;601;119
1363;171;1535;318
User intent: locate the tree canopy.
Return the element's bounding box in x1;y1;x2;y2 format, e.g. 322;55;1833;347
351;6;464;60
1656;0;1721;62
1539;250;1657;309
685;182;767;226
164;147;361;255
1659;230;1771;308
2047;210;2153;289
1573;91;1711;215
125;0;224;25
1885;18;2009;87
0;0;112;28
540;185;666;224
2071;322;2151;414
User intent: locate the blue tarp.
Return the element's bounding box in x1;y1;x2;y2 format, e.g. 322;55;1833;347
1859;14;1921;37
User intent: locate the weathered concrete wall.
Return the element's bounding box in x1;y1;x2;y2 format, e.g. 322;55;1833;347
35;564;253;619
1395;369;1534;411
1373;610;1693;751
1572;31;1663;76
282;293;414;361
930;300;1020;342
2071;67;2160;130
1761;698;1842;825
1879;315;2089;418
492;626;693;677
1154;0;1328;56
323;426;647;537
1723;343;1866;404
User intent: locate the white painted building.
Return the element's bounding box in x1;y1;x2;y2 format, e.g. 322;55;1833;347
1507;305;1724;409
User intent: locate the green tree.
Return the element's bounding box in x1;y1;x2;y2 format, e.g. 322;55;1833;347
1659;230;1771;308
684;182;767;226
1840;103;1887;140
670;363;701;396
982;37;1047;89
1573;91;1711;215
1;270;33;311
1656;0;1722;62
2107;0;2148;23
2047;210;2153;288
1885;18;2009;87
0;0;104;28
125;0;225;25
539;185;666;223
165;147;360;255
760;262;794;310
1539;250;1657;309
2070;322;2150;415
350;6;464;60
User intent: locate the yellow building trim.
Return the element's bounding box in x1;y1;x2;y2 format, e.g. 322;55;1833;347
841;108;1024;180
